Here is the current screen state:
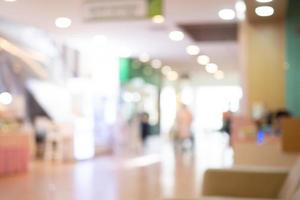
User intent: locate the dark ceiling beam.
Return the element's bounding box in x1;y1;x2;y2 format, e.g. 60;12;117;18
179;23;238;42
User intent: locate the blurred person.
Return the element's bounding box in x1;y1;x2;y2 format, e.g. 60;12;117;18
140;112;151;145
273;109;292;135
127;114;141;153
221;109;233;146
257;108;291;135
175;104;193;150
33;116;53;158
113;111;130;154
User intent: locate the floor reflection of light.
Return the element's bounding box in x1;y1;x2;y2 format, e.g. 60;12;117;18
74;163;95;200
124;154;161;168
160;142;175;197
194;132;233;169
193;132;234;193
74;162;118;200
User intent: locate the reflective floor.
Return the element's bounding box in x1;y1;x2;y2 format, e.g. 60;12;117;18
0;132;233;200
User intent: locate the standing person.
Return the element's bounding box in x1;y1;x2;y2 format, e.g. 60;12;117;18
273;109;292;135
222;110;233;146
140;112;151;145
176;104;193;149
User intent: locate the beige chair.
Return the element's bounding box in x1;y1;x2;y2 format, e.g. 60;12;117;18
200;157;300;200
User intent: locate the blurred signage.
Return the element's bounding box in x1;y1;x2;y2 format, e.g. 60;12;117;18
83;0;148;21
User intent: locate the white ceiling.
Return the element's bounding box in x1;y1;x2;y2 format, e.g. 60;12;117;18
0;0;239;79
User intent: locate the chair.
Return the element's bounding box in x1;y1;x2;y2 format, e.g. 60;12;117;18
200;158;300;200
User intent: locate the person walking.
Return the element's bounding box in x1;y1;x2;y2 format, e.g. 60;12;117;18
176;104;193;150
140;112;151;145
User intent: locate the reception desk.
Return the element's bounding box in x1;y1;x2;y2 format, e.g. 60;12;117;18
234;138;298;167
0;132;34;176
231;116;299;167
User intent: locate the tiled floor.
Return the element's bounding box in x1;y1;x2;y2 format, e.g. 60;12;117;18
0;132;233;200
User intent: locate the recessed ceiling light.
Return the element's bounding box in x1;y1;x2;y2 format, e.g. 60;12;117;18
55;17;72;28
235;1;246;12
169;31;185;41
0;92;13;105
205;63;219;74
197;55;210;66
235;0;247;20
93;35;108;44
3;0;17;2
152;15;165;24
255;6;274;17
256;0;273;3
139;53;150;63
186;45;200;56
218;9;236;20
214;70;225;80
151;59;162;69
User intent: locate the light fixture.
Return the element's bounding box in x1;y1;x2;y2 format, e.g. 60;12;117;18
186;45;200;56
151;59;162;69
139;53;150;63
205;63;218;74
167;71;179;81
214;70;225;80
0;92;13;105
235;0;247;20
235;1;247;12
55;17;72;28
218;9;236;20
256;0;273;3
119;47;132;58
162;65;171;75
169;31;185;41
197;55;210;66
152;15;165;24
255;6;274;17
3;0;17;2
93;35;108;44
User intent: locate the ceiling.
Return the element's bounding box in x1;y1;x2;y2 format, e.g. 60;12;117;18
0;0;239;80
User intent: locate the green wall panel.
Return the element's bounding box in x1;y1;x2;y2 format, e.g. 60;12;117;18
286;0;300;116
119;58;131;84
119;58;162;87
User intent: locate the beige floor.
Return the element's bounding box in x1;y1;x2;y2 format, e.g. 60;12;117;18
0;133;233;200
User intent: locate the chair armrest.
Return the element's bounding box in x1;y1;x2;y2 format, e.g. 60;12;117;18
202;167;288;199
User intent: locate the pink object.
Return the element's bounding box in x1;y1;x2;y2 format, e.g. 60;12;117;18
0;148;5;174
0;134;31;176
0;147;29;176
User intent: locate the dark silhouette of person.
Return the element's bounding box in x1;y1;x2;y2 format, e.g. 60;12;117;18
140;112;151;144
